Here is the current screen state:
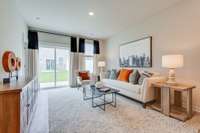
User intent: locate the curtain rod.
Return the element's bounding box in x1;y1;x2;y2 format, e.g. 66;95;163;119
29;29;97;41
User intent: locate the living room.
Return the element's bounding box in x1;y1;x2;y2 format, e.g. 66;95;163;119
0;0;200;133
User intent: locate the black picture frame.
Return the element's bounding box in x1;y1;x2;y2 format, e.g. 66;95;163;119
119;36;152;68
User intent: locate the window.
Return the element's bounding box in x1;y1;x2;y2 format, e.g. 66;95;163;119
84;57;94;73
84;43;94;73
85;43;94;56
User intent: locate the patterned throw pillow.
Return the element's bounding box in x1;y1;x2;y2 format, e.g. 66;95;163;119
105;70;111;79
129;70;140;84
143;71;154;77
109;69;118;80
138;72;152;85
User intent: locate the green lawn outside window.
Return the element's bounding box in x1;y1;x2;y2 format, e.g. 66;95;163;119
39;70;69;83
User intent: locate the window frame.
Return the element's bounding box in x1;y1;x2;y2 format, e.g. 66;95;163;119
84;42;94;73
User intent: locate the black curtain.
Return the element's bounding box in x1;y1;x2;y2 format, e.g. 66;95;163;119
79;38;85;53
28;30;38;49
70;37;77;52
93;40;100;54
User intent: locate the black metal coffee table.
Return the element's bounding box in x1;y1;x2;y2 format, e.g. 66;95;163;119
83;85;120;111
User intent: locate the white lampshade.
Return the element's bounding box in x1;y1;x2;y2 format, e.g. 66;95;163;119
98;61;106;67
162;54;184;69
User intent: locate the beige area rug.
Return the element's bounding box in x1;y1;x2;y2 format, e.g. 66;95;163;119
48;88;198;133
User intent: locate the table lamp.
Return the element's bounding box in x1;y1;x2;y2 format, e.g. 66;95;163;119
162;54;184;85
98;61;106;80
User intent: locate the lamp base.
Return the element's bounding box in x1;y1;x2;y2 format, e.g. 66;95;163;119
99;70;105;81
166;69;177;85
97;75;100;81
166;78;177;85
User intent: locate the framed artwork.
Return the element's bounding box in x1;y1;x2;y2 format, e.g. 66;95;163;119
119;36;152;67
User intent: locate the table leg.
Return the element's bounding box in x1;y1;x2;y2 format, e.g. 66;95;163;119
155;87;161;104
111;93;114;102
104;94;106;111
83;87;86;100
114;93;117;107
161;87;170;116
186;89;192;118
92;90;94;107
174;91;182;107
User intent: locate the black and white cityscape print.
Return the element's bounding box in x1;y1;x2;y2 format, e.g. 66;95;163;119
119;37;152;67
120;54;151;67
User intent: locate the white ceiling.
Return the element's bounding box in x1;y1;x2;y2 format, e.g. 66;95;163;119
17;0;183;39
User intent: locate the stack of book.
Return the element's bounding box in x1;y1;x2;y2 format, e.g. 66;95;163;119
99;87;111;92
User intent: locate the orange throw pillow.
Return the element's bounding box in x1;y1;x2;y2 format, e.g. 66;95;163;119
79;72;90;80
117;69;133;82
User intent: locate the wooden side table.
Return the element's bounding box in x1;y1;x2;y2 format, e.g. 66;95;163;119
150;82;195;121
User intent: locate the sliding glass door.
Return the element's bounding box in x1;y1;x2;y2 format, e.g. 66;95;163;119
56;48;69;86
39;47;55;88
39;46;69;88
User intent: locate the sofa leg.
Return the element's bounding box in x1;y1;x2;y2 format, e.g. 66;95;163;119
142;103;146;108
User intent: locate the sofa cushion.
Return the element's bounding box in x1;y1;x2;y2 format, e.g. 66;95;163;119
102;79;141;94
117;69;133;82
129;70;140;84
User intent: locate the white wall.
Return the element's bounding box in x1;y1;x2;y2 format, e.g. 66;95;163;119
97;40;106;61
0;0;28;82
105;0;200;111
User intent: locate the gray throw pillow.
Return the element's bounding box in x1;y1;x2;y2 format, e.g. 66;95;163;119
109;69;117;80
129;70;140;84
105;70;111;79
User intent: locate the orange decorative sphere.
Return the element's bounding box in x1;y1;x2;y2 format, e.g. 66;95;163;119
15;57;21;71
2;51;16;72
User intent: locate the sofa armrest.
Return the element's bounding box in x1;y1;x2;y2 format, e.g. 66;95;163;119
90;73;97;84
77;74;97;86
141;76;166;102
77;76;82;85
